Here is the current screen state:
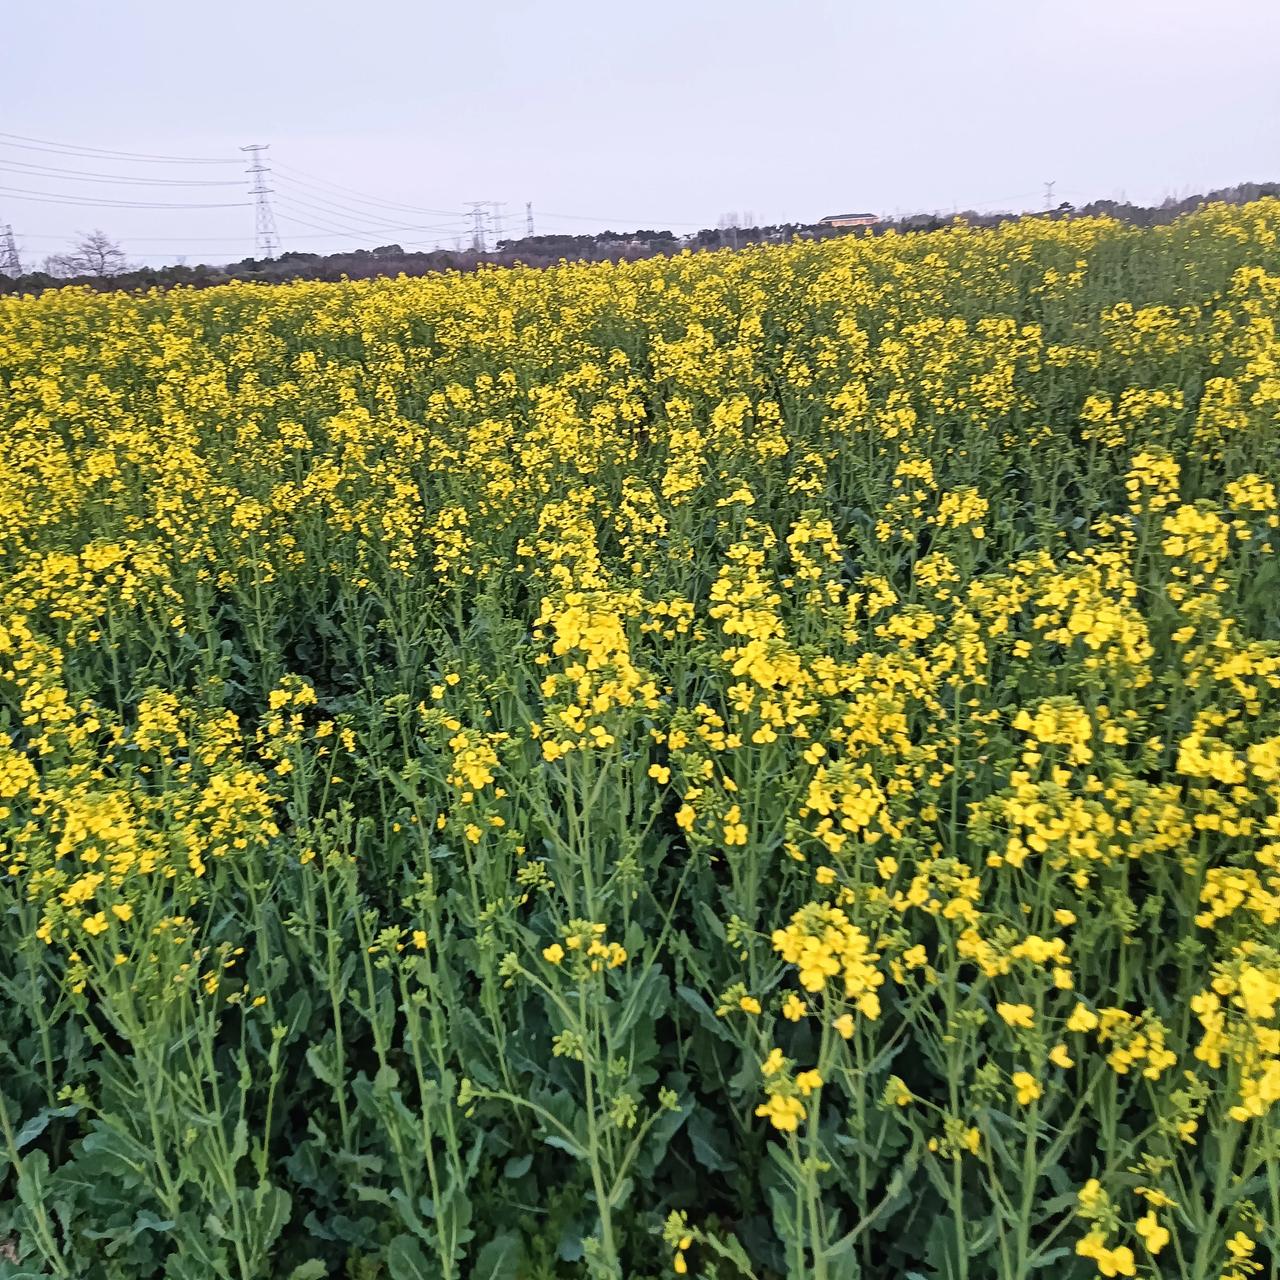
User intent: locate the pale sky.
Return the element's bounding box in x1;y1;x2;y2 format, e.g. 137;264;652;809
3;0;1278;268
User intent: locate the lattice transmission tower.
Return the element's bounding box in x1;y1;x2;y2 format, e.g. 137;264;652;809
0;222;21;275
240;144;280;259
465;201;490;252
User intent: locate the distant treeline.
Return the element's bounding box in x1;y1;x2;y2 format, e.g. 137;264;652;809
4;181;1278;297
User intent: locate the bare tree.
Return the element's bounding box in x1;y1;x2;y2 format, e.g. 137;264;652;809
717;212;742;250
45;229;128;278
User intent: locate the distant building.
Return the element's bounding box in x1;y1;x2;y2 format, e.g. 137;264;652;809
818;213;879;228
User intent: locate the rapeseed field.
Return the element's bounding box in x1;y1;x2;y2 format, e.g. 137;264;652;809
2;202;1279;1280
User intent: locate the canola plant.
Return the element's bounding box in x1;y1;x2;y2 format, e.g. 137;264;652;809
1;203;1279;1280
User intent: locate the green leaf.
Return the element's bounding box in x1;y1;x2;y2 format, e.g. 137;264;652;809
164;1213;229;1279
825;1248;862;1280
612;963;667;1040
386;1234;435;1280
688;1109;735;1172
1030;1247;1072;1269
701;1230;759;1278
283;988;314;1040
556;1227;585;1264
676;985;734;1043
12;1104;81;1153
473;1232;522;1280
286;1262;329;1280
542;1132;586;1159
242;1183;291;1255
305;1043;341;1089
696;902;727;941
229;1118;250;1166
73;1122;152;1187
14;1149;51;1214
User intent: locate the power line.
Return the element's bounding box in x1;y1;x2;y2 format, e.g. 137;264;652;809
0;184;249;209
278;155;700;237
270;180;411;225
273;194;380;236
14;230;259;243
0;158;242;187
274;211;463;252
1;135;705;235
274;211;365;235
275;209;469;246
0;131;237;165
277;180;684;244
273;204;369;238
273;205;412;242
274;198;466;239
271;182;468;234
273;215;455;254
272;160;461;217
1;133;705;254
276;160;699;234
